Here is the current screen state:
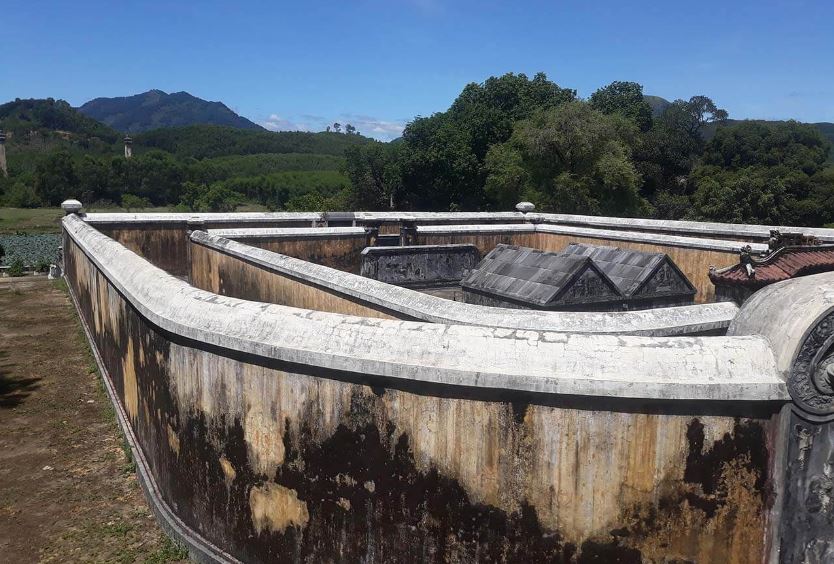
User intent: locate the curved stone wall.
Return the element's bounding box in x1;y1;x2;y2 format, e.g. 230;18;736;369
189;230;738;336
61;212;804;563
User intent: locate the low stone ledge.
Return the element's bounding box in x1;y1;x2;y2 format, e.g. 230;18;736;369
536;212;834;243
64;214;787;402
210;227;367;240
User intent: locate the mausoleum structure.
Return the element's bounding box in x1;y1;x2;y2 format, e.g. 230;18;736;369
461;244;624;310
561;243;696;309
59;200;834;563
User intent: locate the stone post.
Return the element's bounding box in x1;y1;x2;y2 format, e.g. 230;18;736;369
61;199;83;215
0;130;7;177
124;135;133;159
56;199;83;279
400;220;417;246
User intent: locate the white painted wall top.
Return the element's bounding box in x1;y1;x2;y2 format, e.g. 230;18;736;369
209;227;367;239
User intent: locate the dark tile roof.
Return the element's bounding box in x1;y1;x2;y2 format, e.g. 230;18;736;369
709;245;834;288
461;244;622;306
561;243;676;296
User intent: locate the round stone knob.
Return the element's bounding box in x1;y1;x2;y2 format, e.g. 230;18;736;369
516;201;535;213
61;199;83;215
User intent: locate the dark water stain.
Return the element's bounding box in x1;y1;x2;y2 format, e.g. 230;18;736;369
684;418;770;517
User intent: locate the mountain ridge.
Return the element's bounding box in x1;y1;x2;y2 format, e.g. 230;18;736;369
78;90;264;133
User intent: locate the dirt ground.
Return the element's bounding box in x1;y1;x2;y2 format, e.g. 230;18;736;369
0;276;188;563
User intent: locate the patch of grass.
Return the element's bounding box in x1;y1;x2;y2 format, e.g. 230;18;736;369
0;207;63;234
145;536;189;564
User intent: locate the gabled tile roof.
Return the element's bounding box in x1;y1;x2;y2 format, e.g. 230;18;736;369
561;243;695;298
461;244;622;306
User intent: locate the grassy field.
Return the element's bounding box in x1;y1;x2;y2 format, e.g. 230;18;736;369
0;208;64;234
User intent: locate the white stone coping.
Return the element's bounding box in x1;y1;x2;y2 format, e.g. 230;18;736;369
192;231;739;336
535;213;834;243
63;215;787;402
80;210;833;244
415;223;767;253
209;227;367;239
82;212;322;225
417;223;538;234
534;223;768;253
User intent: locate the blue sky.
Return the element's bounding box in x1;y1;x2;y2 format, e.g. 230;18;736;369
2;0;833;140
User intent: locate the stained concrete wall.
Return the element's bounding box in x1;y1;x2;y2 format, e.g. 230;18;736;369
63;213;793;563
210;227;369;274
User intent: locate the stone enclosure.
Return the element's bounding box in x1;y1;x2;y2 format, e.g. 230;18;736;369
61;206;834;563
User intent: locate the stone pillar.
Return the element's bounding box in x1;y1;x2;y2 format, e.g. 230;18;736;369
124;135;133;159
400;220;417;246
0;130;7;177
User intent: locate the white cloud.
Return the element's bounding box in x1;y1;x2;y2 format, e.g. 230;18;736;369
260;114;311;132
258;112;406;141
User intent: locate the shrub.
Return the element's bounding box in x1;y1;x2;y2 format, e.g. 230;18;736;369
8;258;26;277
121;193;150;211
35;258;51;273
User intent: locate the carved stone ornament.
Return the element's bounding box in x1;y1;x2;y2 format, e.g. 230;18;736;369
789;310;834;421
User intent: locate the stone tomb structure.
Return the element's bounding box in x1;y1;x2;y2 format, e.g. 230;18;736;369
359;244;480;288
59;201;834;563
462;243;695;311
461;244;624;310
561;243;696;309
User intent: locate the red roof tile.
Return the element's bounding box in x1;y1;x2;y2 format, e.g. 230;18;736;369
710;246;834;288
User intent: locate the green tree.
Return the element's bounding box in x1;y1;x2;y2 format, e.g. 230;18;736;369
589;81;653;131
34;149;77;205
391;72;575;210
344;142;402;209
485;101;649;216
690;121;834;225
121;193;150;211
636;95;728;210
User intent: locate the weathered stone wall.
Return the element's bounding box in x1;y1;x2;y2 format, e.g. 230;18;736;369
188;232;739;336
217;230;369;274
190;241;397;319
63;214;791;563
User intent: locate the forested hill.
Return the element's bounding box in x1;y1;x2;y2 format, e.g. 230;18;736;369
79;90;264;133
645;95;834;156
0;98;120;143
134;125;374;159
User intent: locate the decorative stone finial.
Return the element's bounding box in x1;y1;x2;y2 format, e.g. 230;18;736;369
516;201;535;213
61;199;83;215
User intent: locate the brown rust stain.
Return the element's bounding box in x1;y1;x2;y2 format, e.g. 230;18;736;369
219;456;237;486
166;423;180;456
121;338;139;421
249;482;309;533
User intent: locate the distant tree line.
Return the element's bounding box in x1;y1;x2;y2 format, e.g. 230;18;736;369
344;74;834;226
